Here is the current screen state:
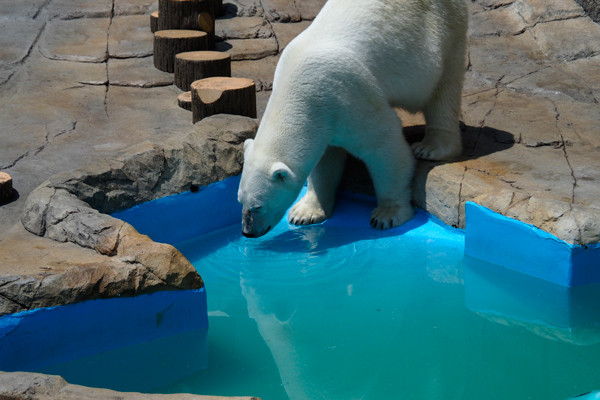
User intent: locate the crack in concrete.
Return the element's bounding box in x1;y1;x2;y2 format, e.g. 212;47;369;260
551;100;584;242
103;0;116;118
2;121;78;169
514;15;588;37
0;151;31;170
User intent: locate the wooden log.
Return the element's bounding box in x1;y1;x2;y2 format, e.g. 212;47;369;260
153;30;208;73
191;77;256;123
0;172;14;204
150;11;159;33
174;51;231;90
178;91;192;111
158;0;216;48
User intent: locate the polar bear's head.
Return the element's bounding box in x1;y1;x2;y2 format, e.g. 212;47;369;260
238;138;303;238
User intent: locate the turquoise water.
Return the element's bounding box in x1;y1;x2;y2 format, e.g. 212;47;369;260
151;192;600;400
12;180;600;399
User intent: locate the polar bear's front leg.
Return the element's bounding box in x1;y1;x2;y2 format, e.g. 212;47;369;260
288;146;346;226
361;131;415;230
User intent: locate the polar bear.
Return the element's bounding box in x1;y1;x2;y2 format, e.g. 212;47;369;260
238;0;468;238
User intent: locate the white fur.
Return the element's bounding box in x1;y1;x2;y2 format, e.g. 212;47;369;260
238;0;468;237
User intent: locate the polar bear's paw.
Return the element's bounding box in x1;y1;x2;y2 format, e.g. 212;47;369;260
411;132;462;161
288;198;329;226
370;205;414;230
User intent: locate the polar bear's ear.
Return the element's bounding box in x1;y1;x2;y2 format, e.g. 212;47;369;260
270;162;295;182
244;139;254;159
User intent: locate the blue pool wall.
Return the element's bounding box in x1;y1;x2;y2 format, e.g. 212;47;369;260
0;289;208;391
112;175;243;244
115;176;599;287
465;202;600;287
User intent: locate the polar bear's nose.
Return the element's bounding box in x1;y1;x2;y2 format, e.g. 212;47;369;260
241;208;271;238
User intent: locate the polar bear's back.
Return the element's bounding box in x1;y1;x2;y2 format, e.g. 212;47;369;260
285;0;468;111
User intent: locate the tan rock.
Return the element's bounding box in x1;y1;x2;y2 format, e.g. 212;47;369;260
468;4;527;37
531;17;600;61
0;371;261;400
512;0;586;24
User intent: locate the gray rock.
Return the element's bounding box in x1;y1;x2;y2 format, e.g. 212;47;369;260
0;371;261;400
215;37;279;60
216;16;274;40
108;57;174;88
40;18;110;63
232;56;278;91
0;20;45;67
108;15;154;58
46;0;113;19
261;0;301;22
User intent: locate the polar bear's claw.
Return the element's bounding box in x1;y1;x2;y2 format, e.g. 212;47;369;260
370;206;413;230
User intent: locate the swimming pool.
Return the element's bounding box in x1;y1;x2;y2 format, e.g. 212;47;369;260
2;177;600;399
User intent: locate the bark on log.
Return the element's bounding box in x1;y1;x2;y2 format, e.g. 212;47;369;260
191;77;256;123
0;172;14;204
174;51;231;90
158;0;216;48
153;30;209;73
178;91;192;111
150;11;159;33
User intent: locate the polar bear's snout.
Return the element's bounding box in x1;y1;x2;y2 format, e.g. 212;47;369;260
241;207;272;238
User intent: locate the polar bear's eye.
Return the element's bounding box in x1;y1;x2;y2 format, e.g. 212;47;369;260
249;206;263;212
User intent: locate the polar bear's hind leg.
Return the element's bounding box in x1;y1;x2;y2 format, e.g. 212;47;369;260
412;53;465;161
288;146;347;226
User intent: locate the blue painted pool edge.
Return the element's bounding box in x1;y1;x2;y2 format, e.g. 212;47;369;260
0;288;208;372
464;201;600;287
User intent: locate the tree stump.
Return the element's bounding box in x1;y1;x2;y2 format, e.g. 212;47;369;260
174;51;231;91
150;11;159;33
153;30;209;73
158;0;216;48
0;172;14;204
191;77;256;123
178;91;192;111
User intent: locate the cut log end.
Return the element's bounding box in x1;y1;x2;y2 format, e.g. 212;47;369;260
174;51;231;90
158;0;216;48
178;91;192;111
191;77;256;123
0;172;15;204
153;30;209;73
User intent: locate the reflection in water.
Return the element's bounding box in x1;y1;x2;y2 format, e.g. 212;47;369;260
172;194;600;400
465;257;600;346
